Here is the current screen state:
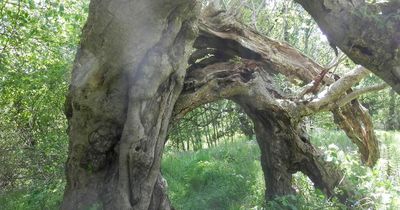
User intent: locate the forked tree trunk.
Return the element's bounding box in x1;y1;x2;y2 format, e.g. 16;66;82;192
63;2;384;208
62;0;198;209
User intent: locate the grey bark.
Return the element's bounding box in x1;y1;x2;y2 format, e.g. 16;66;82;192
239;103;354;203
172;11;381;204
62;2;386;208
295;0;400;94
62;0;199;209
176;11;380;166
173;60;355;204
386;89;399;130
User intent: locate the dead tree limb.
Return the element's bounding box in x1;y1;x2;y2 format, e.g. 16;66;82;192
171;10;385;204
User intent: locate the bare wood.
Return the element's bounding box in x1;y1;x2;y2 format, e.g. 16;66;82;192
186;11;380;167
295;0;400;93
335;83;389;108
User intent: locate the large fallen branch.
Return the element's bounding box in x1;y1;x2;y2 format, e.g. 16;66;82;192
173;60;356;203
171;10;386;205
182;11;381;166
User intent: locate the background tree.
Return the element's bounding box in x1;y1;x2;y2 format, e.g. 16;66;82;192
0;1;87;207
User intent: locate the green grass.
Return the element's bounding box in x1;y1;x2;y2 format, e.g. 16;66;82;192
161;137;343;210
1;130;399;210
0;179;64;210
162;140;264;210
162;130;400;210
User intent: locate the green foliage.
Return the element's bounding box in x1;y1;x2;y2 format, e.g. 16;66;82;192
0;179;64;210
309;130;400;209
264;193;345;210
310;128;357;152
358;75;400;130
162;130;400;210
168;100;254;151
0;0;88;208
237;0;335;65
162;140;264;210
0;0;398;209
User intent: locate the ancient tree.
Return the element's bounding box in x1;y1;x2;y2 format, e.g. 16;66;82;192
173;11;383;203
62;0;394;209
62;0;198;209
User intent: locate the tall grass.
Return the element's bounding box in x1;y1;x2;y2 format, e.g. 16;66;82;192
162;140;264;210
0;130;398;209
162;130;400;210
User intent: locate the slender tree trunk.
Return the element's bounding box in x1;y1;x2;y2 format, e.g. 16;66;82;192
180;130;185;151
229;115;234;142
201;112;212;148
282;0;290;42
186;132;190;151
386;89;398;130
62;1;199;209
303;18;313;54
203;108;214;147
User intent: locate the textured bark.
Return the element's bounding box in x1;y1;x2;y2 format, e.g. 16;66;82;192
332;102;379;166
171;11;387;204
193;13;327;84
175;11;380;166
295;0;400;93
240;105;354;204
172;60;355;203
249;110;296;199
386;89;399;130
62;3;386;208
62;0;199;209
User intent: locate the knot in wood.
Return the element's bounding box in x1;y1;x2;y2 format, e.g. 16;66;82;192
88;124;120;153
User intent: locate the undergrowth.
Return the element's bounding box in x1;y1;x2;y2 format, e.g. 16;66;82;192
0;130;399;209
162;140;264;210
162;130;400;210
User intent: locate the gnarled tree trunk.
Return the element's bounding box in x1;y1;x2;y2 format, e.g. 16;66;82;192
63;2;385;208
173;10;382;205
173;59;355;204
239;103;354;203
183;11;381;166
62;0;198;209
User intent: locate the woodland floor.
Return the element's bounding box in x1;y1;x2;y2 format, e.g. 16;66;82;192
162;129;400;210
1;129;399;210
